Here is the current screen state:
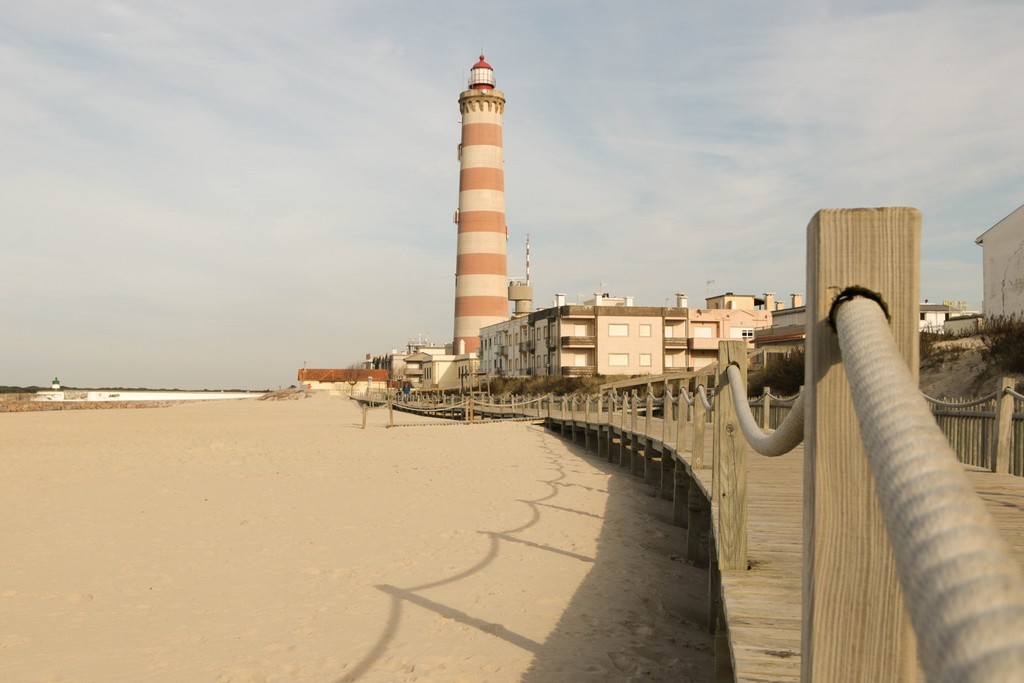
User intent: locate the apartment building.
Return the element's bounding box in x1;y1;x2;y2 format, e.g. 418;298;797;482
479;292;776;377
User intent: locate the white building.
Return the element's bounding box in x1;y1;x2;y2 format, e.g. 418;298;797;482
976;203;1024;318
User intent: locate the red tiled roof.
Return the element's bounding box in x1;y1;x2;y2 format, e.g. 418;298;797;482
297;368;388;382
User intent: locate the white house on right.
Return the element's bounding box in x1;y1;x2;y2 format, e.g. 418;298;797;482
976;203;1024;318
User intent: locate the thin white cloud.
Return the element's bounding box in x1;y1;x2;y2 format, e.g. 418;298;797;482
0;1;1018;387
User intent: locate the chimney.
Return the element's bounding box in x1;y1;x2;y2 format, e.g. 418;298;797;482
625;296;634;307
555;293;566;307
676;293;688;308
791;293;803;308
593;293;604;306
764;292;775;311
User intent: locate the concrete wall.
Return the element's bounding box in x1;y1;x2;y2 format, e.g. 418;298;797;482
979;207;1024;318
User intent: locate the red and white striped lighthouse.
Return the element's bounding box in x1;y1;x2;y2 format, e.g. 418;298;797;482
453;54;508;354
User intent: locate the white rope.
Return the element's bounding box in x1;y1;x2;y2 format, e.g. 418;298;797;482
924;392;998;409
698;385;714;411
725;365;804;457
764;390;799;402
679;387;694;406
836;296;1024;683
1004;387;1024;401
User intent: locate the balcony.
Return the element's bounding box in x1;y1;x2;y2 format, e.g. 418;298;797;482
560;335;596;348
688;337;719;351
561;365;596;377
664;337;689;348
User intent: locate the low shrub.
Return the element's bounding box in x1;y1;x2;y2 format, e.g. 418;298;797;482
747;349;804;397
979;314;1024;374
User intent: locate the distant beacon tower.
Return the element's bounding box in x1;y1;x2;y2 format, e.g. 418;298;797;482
453;54;508;354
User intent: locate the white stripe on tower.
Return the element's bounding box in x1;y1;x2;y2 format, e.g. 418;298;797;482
453;54;508;354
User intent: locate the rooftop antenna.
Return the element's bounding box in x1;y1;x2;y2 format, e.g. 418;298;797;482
525;234;531;285
706;279;715;300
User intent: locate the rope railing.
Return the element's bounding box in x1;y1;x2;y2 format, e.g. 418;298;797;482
924;392;999;409
473;396;543;410
697;384;714;411
764;391;799;406
834;295;1024;683
725;364;805;457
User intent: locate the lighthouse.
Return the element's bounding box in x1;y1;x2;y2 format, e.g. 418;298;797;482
453;54;508;354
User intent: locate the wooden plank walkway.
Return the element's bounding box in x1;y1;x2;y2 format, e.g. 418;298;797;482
544;410;1024;682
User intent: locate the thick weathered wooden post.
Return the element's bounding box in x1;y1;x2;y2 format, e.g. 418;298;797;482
715;340;748;572
388;396;394;428
361;404;368;429
993;377;1015;474
803;207;920;681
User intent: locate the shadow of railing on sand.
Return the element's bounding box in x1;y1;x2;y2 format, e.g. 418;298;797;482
335;431;574;682
519;437;715;681
334;426;713;682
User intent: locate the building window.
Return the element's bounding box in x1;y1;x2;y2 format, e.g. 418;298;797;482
730;327;755;339
608;353;629;367
639;353;652;367
608;324;628;337
693;326;714;338
665;355;674;368
640;324;652;337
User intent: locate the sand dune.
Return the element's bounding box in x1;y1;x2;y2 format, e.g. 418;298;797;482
0;393;713;681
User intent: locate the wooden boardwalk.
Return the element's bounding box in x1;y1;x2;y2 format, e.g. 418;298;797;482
543;410;1024;682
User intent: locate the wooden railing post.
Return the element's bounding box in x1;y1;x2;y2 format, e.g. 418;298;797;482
644;386;653;439
761;386;771;430
606;392;616;463
692;378;706;469
388;396;394;428
803;207;920;681
676;378;688;455
993;376;1015;474
715;340;748;571
662;380;671;445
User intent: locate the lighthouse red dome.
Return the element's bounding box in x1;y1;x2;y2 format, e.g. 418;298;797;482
468;54;496;89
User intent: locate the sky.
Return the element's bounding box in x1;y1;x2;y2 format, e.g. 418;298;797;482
2;1;1022;390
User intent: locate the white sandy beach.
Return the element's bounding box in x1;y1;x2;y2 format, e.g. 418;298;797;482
0;393;713;682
